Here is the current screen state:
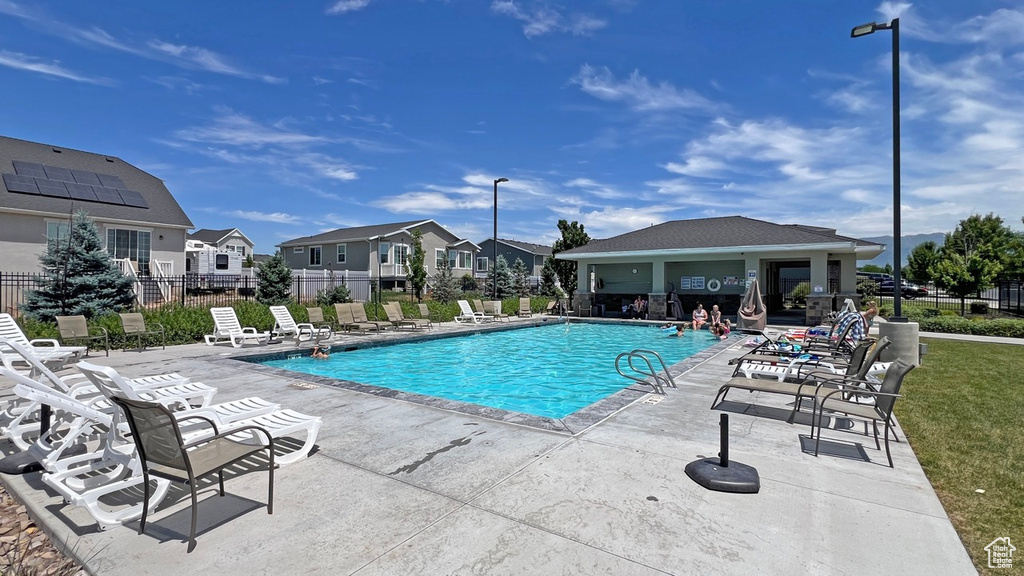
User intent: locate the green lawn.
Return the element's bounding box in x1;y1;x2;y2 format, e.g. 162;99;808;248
897;338;1024;575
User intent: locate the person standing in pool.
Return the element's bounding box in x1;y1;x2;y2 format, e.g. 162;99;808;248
312;344;330;359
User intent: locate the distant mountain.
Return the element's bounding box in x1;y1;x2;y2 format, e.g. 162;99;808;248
859;233;946;267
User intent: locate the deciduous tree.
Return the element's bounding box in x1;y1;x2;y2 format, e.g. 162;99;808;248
551;220;590;302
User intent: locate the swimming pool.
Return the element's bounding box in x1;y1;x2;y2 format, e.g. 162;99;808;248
250;322;717;419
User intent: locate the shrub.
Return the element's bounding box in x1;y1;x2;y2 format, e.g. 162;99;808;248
790;282;810;306
315;285;351;307
969;302;989;315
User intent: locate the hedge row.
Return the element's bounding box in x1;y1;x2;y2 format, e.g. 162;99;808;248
20;298;559;350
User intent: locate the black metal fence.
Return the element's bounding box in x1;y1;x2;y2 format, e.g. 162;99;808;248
764;277;1023;317
1;272;376;317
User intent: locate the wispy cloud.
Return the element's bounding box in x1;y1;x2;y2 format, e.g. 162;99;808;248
226;210;304;224
326;0;372;15
147;40;285;84
571;65;715;113
0;49;113;85
173;109;331;148
491;1;607;37
0;1;283;84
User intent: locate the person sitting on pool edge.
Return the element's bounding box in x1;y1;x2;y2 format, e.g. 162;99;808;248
710;304;722;326
311;344;330;359
692;303;708;330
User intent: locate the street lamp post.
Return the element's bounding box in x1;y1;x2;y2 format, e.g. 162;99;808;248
493;178;508;299
852;17;905;321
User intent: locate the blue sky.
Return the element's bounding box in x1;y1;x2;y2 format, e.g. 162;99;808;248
2;1;1022;254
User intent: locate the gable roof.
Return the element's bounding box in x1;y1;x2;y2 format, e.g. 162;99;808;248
0;135;193;229
188;227;253;246
558;216;883;258
278;219;464;247
494;238;552;256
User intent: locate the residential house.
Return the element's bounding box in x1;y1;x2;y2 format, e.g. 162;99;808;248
555;216;884;325
187;228;254;257
0;135;193;276
277;219;479;289
475;238;552;284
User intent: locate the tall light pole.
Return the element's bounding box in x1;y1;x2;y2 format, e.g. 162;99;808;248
852;17;905;321
493;177;508;299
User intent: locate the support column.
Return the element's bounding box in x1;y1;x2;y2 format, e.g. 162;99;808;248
878;320;920;365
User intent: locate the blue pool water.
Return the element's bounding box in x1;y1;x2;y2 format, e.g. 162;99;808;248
258;322;716;419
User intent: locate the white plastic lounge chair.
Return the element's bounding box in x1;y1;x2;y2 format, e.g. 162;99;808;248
36;363;320;530
0;313;85;367
455;300;490;323
0;339;193;449
205;307;271;347
270;306;332;345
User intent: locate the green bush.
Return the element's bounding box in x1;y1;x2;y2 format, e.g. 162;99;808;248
790;282;810;306
315;285;351;308
969;302;989;315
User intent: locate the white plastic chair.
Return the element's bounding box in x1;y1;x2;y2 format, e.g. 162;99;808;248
0;313;84;368
269;306;332;345
205;307;270;347
454;300;491;323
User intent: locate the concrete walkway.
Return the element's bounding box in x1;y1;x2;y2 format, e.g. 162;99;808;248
0;320;978;575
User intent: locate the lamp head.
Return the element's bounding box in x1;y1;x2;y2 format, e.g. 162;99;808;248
851;22;878;37
495;178;509;184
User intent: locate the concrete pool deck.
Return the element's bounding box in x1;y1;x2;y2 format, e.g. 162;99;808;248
0;318;978;575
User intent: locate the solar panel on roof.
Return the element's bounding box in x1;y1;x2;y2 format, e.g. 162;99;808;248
35;179;70;198
66;182;99;202
91;186;125;205
115;188;148;208
71;170;103;186
96;173;125;188
2;173;40;194
43;165;75;182
12;161;47;179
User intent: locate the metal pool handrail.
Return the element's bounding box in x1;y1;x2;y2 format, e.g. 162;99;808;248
615;349;677;395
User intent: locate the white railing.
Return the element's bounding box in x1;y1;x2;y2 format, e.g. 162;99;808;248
151;259;174;302
114;258;145;306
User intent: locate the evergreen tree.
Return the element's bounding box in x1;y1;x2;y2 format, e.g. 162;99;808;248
255;252;292;305
539;256;559;297
407;229;428;301
22;210;135;322
511;257;530;296
485;255;514;299
428;260;461;303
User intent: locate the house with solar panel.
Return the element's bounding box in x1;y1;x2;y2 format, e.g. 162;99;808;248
475;238;552;288
277;220;480;290
0;135;194;279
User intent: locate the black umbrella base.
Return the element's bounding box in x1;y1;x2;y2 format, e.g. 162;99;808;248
685;457;760;494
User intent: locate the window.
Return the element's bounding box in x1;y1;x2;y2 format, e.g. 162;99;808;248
379;242;391;264
448;249;457;268
435;249;446;269
337;243;347;264
215;254;230;270
106;228;152;275
459;251;472;269
394;245;409;267
45;221;70;244
309;246;322;266
226;244;246;255
476;256;489;272
293;247;304;254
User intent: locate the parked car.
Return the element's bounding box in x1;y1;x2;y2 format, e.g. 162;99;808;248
879;280;929;299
